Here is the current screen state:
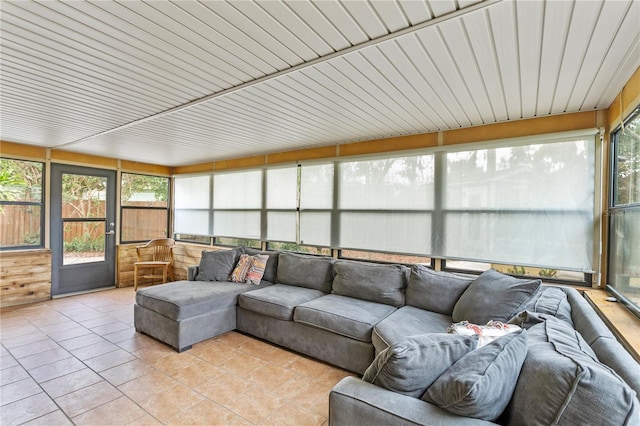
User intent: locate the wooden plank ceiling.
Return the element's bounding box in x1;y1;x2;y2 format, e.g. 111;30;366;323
1;0;639;166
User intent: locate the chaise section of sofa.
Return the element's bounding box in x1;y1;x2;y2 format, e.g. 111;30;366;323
135;280;268;352
134;247;274;352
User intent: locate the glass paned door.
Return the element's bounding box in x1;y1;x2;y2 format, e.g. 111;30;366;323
51;164;116;295
61;173;108;265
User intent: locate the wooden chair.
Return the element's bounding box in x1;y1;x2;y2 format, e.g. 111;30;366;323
134;238;175;291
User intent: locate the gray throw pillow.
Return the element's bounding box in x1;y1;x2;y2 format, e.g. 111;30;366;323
452;269;541;324
195;248;241;282
504;316;640;426
332;260;409;307
363;333;478;398
423;329;528;421
406;266;474;315
276;252;335;292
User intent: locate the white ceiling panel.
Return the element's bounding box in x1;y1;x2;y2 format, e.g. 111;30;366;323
535;0;574;116
1;0;639;167
370;1;410;32
488;1;521;120
341;1;388;39
461;10;507;122
516;0;544;118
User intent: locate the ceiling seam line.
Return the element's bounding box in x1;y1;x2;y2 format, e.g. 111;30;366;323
54;0;503;149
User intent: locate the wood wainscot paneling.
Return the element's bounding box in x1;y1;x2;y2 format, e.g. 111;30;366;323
117;244;138;288
117;242;218;286
173;243;219;281
0;250;52;308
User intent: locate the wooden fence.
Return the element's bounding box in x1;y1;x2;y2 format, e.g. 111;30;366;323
1;201;167;246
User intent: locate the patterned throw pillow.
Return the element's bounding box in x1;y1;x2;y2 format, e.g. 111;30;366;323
230;254;252;283
448;320;522;347
245;254;269;285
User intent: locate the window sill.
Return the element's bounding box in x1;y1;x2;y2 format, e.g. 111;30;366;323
583;289;640;362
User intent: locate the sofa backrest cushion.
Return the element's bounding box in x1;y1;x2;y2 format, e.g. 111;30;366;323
519;286;573;325
406;266;474;315
363;333;479;398
504;316;640;426
195;248;242;282
423;330;529;422
452;269;541;324
332;260;409;307
243;247;279;283
276;252;335;292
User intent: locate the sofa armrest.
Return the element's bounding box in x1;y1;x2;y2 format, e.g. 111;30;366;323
329;377;497;426
187;266;199;281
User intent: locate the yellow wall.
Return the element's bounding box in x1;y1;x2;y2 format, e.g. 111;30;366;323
607;66;640;131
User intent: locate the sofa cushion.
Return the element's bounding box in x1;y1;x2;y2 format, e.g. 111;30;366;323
195;248;242;282
332;260;409;307
406;266;473;315
452;269;541;324
372;306;453;354
423;330;528;422
276;252;335;293
238;284;325;321
520;286;573;325
363;333;479;398
136;280;265;321
294;294;396;342
504;316;640;426
243;247;279;283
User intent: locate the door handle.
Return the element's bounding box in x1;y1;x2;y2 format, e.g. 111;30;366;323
105;230;115;235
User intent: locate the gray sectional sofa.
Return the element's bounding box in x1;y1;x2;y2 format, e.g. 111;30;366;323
133;247;640;425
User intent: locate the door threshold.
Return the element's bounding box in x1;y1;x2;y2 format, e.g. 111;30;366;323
52;286;116;299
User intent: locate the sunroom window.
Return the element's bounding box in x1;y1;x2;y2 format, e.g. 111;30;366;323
0;158;44;249
608;106;640;317
120;173;169;243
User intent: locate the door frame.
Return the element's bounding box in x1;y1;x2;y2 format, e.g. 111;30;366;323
50;164;117;296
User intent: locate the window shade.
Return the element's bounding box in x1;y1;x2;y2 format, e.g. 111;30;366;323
174;176;210;235
443;139;595;271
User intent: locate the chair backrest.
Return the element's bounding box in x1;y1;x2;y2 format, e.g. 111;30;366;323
136;238;175;263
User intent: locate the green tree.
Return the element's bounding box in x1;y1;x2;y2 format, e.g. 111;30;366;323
616;114;640;205
121;173;168;204
0;158;42;202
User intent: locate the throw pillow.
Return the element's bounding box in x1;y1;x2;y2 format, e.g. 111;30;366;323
245;254;269;285
195;248;241;282
504;316;639;426
452;269;541;324
406;265;474;315
362;333;479;398
243;247;279;283
448;320;522;347
230;254;252;283
332;260;409;307
423;329;528;421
